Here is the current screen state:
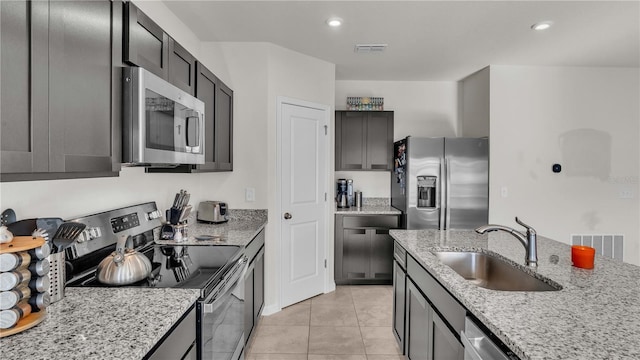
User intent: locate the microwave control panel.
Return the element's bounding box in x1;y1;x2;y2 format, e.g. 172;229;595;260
111;213;140;233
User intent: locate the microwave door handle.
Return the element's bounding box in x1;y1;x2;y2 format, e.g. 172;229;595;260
185;115;200;148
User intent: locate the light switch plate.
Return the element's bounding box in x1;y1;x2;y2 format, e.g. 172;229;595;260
245;187;256;202
501;186;508;198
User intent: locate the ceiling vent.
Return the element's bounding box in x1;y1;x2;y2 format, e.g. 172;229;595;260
354;44;387;53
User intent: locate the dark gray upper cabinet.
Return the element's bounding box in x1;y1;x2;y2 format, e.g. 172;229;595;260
366;112;394;170
215;80;234;171
336;112;367;170
193;62;220;172
169;38;196;95
1;0;49;175
48;0;118;174
125;3;196;95
335;111;394;171
1;0;121;181
124;1;169;80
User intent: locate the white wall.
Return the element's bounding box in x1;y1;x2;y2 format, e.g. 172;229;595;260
198;43;270;210
489;66;640;265
459;67;490;137
334;80;459;198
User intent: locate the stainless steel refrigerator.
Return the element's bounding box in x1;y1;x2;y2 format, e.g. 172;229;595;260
391;137;489;229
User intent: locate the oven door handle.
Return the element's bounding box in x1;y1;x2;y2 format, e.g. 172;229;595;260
203;255;248;312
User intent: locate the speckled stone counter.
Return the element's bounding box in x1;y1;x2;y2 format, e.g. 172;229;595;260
335;197;400;215
0;287;200;359
155;209;267;246
390;229;640;360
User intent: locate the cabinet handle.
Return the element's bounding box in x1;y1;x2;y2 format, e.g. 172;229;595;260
283;212;292;220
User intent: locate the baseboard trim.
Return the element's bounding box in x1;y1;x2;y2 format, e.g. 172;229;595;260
261;304;280;316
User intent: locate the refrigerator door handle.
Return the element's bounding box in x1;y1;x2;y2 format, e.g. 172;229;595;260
439;158;446;229
445;158;451;230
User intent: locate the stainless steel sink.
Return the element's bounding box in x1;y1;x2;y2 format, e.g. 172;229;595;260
432;251;561;291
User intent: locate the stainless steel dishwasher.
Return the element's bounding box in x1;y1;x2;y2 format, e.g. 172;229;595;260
460;316;519;360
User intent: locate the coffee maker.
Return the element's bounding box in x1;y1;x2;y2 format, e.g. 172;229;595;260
336;179;349;208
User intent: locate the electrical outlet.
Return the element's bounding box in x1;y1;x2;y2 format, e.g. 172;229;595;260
619;188;635;199
245;187;256;202
501;186;508;198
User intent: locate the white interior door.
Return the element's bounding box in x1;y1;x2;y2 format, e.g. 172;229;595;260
279;98;328;308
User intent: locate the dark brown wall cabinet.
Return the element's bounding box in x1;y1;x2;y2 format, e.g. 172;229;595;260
334;214;400;285
124;2;169;80
124;2;197;96
169;38;197;95
1;0;122;181
394;241;466;359
335;111;394;171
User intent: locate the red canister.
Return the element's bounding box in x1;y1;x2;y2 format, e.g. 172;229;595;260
571;245;595;269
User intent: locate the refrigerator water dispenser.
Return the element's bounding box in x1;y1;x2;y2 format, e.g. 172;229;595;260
417;176;436;208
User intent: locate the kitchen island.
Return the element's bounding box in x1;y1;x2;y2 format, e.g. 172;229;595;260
391;229;640;360
0;287;200;359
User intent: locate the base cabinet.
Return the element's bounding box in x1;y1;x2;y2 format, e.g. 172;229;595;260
394;240;464;360
335;214;399;285
244;230;265;346
432;311;464;360
145;305;197;360
393;241;407;350
406;280;463;360
406;280;430;360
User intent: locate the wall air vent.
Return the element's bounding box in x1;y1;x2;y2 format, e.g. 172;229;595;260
354;44;388;53
572;234;624;261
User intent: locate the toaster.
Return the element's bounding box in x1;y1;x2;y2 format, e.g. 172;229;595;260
197;201;229;224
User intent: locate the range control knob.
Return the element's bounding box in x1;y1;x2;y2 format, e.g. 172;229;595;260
76;231;88;243
146;210;162;220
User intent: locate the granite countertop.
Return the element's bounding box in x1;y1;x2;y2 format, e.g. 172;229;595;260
0;287;200;359
155;209;267;246
335;204;401;215
390;229;640;360
334;197;401;215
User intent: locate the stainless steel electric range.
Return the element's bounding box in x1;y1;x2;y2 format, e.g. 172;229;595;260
64;202;247;360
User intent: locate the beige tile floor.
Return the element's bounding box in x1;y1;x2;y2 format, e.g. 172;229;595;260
245;285;403;360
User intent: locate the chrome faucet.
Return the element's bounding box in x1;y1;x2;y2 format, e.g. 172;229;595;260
475;217;538;267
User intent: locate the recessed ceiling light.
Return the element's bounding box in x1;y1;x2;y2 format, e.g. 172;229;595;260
326;17;343;27
531;21;553;31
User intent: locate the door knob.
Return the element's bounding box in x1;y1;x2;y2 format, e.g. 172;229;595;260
284;212;292;220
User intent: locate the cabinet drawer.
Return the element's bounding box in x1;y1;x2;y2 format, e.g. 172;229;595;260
407;254;465;335
146;305;196;360
245;229;265;264
343;215;399;229
393;241;407;269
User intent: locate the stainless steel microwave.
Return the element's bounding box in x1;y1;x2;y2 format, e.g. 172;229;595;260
123;67;205;165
